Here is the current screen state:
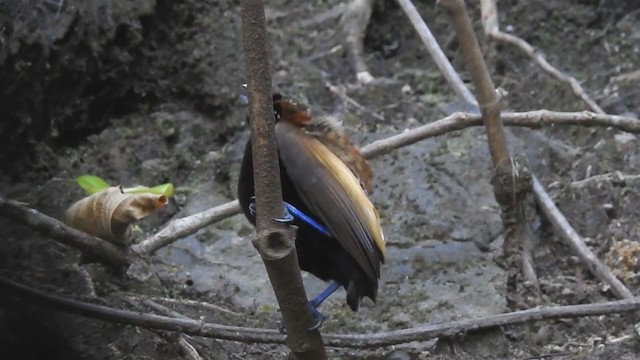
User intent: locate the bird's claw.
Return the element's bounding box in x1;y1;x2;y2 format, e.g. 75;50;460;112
248;197;295;223
306;301;326;331
277;301;326;334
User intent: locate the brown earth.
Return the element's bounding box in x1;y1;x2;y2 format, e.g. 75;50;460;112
1;0;640;359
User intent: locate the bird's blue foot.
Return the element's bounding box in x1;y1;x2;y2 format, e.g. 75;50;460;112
278;281;342;333
248;197;330;235
306;302;326;331
248;197;340;332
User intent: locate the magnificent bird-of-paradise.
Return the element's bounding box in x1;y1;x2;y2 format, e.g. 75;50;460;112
238;94;385;328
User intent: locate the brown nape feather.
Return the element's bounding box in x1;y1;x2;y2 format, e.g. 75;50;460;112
274;99;373;192
275;98;311;126
304;115;373;192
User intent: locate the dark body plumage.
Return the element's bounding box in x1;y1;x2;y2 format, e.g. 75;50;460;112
237;95;385;312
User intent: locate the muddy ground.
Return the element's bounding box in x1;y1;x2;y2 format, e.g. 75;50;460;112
1;0;640;359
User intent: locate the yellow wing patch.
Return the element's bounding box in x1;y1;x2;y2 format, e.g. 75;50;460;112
302;136;386;257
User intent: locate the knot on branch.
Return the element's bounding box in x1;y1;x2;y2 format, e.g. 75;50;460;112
251;227;297;261
491;155;532;209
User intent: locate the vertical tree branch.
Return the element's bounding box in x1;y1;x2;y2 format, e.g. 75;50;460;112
438;0;508;165
437;0;539;292
239;1;327;358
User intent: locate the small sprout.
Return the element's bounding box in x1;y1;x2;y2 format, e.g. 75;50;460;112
123;183;174;197
76;175;111;195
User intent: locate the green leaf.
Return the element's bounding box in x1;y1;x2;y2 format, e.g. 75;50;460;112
122;183;174;197
76;175;110;195
148;183;174;197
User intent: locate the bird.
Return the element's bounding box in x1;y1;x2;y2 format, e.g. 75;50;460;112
237;93;385;329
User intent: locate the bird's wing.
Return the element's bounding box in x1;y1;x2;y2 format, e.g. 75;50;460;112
275;121;385;281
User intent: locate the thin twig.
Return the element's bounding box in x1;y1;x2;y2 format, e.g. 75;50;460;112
570;171;640;189
610;69;640;85
396;0;477;105
521;234;540;291
0;276;284;343
324;81;385;121
142;299;207;360
532;175;634;299
360;110;640;159
132;200;240;255
438;0;509;165
0;197;131;267
479;0;605;114
150;297;243;318
2;276;640;349
299;3;346;28
178;337;204;360
120;297;205;360
142;299;194;320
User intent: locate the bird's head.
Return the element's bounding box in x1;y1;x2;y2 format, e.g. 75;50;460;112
272;93;312;127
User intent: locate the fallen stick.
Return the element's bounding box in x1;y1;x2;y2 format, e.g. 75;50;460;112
2;276;639;349
531;175;634;299
131;200;240;255
120;296;205;360
0;197;131;267
570;171;640;190
149;296;243;318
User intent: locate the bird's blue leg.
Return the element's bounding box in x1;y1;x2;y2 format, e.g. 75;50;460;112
248;197;337;331
306;281;342;330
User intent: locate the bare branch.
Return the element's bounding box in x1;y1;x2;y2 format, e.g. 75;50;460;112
0;276;285;343
142;299;207;360
325;81;385;121
0;196;131;267
132;200;241;255
178;337;204;360
396;0;477;105
570;171;640;190
150;297;243;318
531;175;634;299
479;0;605;114
610;69;640;85
121;297;205;360
240;0;327;357
3;276;640;349
142;299;195;320
438;0;509;165
363;110;639;164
